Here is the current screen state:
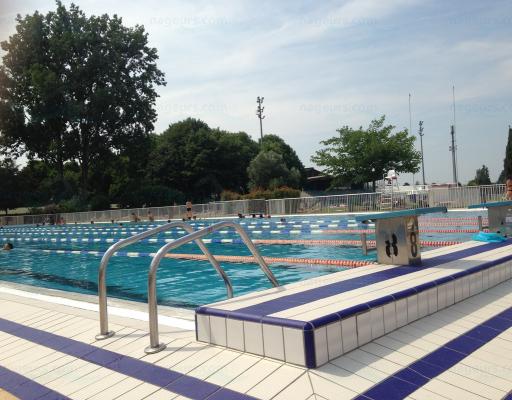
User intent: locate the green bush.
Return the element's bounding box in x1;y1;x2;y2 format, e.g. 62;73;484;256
241;187;299;200
242;188;273;200
58;197;87;213
270;186;301;199
27;206;44;215
119;185;185;208
88;194;111;211
220;190;242;201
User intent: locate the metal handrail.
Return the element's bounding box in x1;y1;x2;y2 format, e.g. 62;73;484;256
144;220;279;354
95;221;232;340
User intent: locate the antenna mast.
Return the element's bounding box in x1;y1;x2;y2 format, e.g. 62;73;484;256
256;96;265;142
451;86;459;184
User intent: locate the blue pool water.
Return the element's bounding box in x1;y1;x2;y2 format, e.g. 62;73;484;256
0;211;486;308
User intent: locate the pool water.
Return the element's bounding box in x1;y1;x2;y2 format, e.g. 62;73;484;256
0;211;486;308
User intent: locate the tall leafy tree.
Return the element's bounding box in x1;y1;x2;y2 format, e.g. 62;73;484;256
261;134;306;183
147;118;216;201
476;165;491;185
311;115;421;190
497;169;506;184
503;126;512;179
214;130;259;193
147;118;260;200
247;150;301;190
0;2;165;194
0;159;22;214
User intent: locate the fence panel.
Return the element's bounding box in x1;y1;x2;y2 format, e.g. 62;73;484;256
0;184;506;226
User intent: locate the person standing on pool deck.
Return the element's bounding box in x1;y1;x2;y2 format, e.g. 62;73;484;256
147;211;155;222
185;201;193;220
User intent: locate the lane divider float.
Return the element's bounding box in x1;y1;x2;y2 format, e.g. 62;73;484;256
1;236;462;248
25;248;375;268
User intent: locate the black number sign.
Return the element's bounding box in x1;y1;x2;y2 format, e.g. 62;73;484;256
410;232;418;257
385;234;399;257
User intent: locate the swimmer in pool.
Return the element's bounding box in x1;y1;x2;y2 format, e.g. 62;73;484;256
2;243;13;251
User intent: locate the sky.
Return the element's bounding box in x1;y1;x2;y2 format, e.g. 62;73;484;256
0;0;511;184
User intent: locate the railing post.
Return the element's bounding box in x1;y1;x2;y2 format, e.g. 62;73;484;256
96;221;232;341
145;221;278;354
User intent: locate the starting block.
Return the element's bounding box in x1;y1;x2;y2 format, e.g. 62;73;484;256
355;207;448;265
469;200;512;236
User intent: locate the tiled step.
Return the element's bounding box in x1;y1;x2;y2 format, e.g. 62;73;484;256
195;241;512;368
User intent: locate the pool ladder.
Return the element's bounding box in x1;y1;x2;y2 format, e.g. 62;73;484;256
95;221;279;354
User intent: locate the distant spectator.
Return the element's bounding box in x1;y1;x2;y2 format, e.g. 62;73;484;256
185;201;193;220
147;211;155;222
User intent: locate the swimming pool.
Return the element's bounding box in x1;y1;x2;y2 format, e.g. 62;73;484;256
0;211;486;308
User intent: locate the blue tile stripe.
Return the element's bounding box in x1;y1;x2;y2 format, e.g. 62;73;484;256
354;306;512;400
197;241;510;321
0;318;256;400
0;365;69;399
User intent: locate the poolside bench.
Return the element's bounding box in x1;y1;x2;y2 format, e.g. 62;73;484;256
195;240;512;368
469;200;512;236
354;206;447;265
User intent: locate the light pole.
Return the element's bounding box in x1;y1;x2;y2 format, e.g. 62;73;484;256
256;96;265;142
418;121;425;185
449;125;458;184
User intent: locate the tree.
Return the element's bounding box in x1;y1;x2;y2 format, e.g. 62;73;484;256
503;127;512;179
468;165;491;186
0;2;165;194
261;134;306;184
147;118;220;201
311;115;421;191
147;118;260;201
497;169;506;184
0;159;22;214
247;150;302;190
18;159;79;205
214;130;259;193
476;165;491;185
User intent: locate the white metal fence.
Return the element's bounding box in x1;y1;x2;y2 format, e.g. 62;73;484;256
0;184;505;226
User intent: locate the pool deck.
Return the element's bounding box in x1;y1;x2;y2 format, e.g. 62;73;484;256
0;266;511;398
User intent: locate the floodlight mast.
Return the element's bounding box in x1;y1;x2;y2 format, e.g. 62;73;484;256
256;96;265;142
419;121;426;185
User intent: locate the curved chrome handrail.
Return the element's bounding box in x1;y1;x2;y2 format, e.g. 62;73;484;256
144;220;279;353
96;221;232;340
